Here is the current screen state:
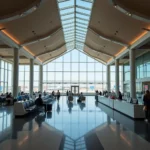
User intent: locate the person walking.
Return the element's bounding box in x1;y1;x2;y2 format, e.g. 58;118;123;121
57;90;60;100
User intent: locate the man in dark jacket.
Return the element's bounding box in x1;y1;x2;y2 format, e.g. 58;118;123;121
143;90;150;122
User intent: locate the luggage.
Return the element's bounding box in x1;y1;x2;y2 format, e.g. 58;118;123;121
46;104;52;111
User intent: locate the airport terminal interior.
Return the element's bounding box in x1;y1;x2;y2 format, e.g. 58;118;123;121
1;0;150;150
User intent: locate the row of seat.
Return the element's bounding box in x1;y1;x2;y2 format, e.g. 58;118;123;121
14;95;56;116
42;95;55;103
23;100;36;111
14;100;36;116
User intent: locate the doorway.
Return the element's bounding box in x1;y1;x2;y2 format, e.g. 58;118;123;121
71;86;79;95
143;82;150;93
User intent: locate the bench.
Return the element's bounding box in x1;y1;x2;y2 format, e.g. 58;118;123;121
14;100;36;116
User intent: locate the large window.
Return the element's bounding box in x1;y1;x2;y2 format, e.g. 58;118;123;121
0;59;12;93
19;65;39;93
110;65;123;92
43;50;107;93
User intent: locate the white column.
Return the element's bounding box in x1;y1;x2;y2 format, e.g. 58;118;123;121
107;65;110;92
122;64;124;93
39;65;43;92
130;49;136;99
115;59;119;97
13;48;19;97
29;59;34;98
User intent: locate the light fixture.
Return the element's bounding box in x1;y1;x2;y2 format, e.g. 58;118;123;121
114;4;117;8
33;6;37;10
20;13;24;17
126;12;132;16
128;13;132;16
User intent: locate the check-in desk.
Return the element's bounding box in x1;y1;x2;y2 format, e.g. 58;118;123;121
98;96;145;119
98;96;114;108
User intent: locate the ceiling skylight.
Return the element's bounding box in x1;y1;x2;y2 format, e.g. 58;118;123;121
57;0;94;51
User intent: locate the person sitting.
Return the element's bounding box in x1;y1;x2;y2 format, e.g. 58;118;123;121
99;91;102;95
78;92;83;102
21;91;24;95
35;94;46;112
6;93;12;105
35;94;43;106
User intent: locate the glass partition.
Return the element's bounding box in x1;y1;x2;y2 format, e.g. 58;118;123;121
0;60;12;93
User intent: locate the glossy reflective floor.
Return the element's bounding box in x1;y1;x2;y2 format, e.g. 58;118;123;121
0;96;150;150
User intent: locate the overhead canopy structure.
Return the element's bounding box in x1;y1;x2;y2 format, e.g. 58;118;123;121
0;0;150;64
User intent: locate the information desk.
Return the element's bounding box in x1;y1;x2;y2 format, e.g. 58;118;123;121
98;96;145;119
98;96;114;108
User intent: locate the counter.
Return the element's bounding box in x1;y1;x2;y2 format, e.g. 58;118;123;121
98;96;145;119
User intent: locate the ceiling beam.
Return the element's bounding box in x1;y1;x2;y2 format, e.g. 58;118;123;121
78;49;106;65
0;56;13;63
84;44;114;58
0;56;27;59
88;28;129;47
21;28;62;46
107;31;150;65
0;45;11;48
0;30;42;65
35;44;66;57
136;44;150;50
109;0;150;23
0;0;43;23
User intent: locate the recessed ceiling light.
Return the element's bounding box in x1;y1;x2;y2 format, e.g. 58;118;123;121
33;6;37;10
126;12;132;16
128;13;132;16
114;4;117;8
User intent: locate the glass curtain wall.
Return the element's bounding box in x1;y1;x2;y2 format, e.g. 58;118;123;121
123;52;150;94
19;65;39;93
110;65;123;92
0;59;12;93
43;50;107;93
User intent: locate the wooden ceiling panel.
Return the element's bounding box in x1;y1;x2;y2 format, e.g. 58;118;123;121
84;45;111;63
86;30;123;56
26;29;65;56
0;0;62;44
88;0;150;45
38;45;66;62
114;0;150;18
0;0;38;17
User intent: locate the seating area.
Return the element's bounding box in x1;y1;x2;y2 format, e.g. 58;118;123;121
14;100;36;116
14;94;57;116
0;96;14;106
42;95;55;102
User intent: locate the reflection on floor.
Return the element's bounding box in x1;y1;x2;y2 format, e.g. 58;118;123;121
0;96;150;150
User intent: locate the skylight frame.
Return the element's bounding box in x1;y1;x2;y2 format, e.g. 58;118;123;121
57;0;94;51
